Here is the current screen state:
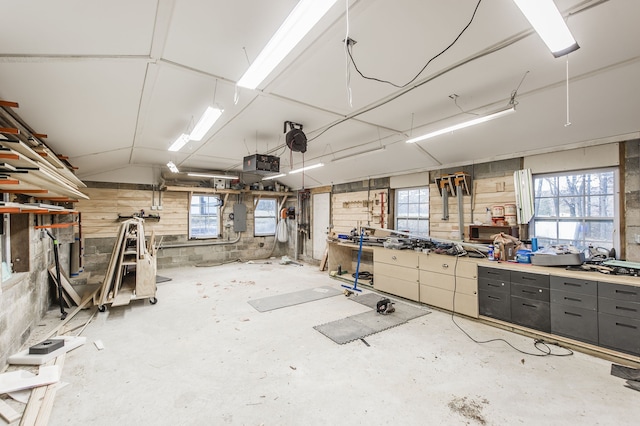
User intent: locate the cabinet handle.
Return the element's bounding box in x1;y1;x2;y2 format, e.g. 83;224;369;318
615;322;638;330
523;303;537;308
392;256;397;261
488;295;501;300
522;289;537;295
442;264;449;269
615;289;637;296
564;296;582;302
616;306;638;313
565;311;582;317
565;282;582;287
522;276;537;281
487;283;504;288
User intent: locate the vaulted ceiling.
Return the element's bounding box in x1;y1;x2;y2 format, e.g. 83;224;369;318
0;0;638;189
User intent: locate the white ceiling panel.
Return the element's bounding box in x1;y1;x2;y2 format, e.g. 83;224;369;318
0;0;637;188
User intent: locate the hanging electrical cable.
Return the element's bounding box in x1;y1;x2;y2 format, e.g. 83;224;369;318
344;0;353;107
346;0;483;89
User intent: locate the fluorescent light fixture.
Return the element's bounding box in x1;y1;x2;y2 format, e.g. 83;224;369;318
168;133;190;152
406;106;516;144
262;173;287;181
187;172;239;180
513;0;579;57
332;146;386;163
236;0;338;89
189;106;223;141
166;161;179;173
289;163;324;174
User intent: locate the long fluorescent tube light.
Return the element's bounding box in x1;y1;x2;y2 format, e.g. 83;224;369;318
236;0;338;89
187;172;239;180
167;161;179;173
262;173;287;181
289;163;324;174
513;0;579;57
189;106;223;141
332;146;386;163
168;133;190;152
406;106;516;144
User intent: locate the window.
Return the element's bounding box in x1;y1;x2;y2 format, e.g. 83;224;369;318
395;187;429;237
254;198;277;236
532;168;618;251
189;195;220;239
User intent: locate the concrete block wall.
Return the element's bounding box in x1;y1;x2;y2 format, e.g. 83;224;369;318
0;218;64;369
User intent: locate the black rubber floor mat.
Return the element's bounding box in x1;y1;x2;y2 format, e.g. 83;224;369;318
611;364;640;381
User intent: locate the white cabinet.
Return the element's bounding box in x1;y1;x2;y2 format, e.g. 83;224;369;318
373;248;419;301
418;253;478;318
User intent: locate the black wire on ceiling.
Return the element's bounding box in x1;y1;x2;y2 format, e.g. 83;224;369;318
347;0;483;89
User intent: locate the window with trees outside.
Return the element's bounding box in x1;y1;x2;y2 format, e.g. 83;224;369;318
395;187;429;237
254;198;277;236
531;168;618;252
189;195;220;239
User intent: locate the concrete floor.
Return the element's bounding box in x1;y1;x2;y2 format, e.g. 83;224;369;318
9;261;640;425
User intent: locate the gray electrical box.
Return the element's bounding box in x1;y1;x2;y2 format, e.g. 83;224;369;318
233;203;247;232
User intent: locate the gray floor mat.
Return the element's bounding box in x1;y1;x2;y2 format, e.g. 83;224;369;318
248;286;343;312
314;293;430;344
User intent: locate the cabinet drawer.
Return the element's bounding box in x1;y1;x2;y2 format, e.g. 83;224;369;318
598;282;640;303
420;285;478;318
550;289;597;311
510;271;549;289
455;259;478;280
550;304;598;345
374;262;419;282
418;253;454;275
374;274;420;301
598;297;640;320
478;266;510;281
510;296;550;332
374;248;418;268
478;278;510;295
550;276;597;296
478;290;510;321
598;312;640;356
419;271;477;295
511;283;550;303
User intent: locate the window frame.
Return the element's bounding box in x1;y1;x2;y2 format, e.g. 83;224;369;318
188;194;221;239
254;197;278;237
395;186;430;237
531;167;620;253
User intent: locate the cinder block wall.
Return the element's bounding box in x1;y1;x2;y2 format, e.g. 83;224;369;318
0;221;66;369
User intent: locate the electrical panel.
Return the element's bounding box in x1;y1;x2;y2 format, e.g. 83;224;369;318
233;203;247;233
243;154;280;174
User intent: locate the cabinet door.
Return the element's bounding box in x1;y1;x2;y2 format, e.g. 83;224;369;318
510;296;550;332
374;248;418;268
598;298;640;320
550;288;597;311
598;312;640;356
550;304;598;345
550;276;597;296
478;266;510;282
420;271;477;296
374;274;419;301
478;290;510;321
510;271;549;289
598;282;640;303
511;283;550;302
374;262;419;282
478;278;510;295
420;285;478;318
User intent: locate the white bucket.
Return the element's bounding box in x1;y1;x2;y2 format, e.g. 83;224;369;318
505;214;517;226
504;203;517;216
491;205;504;217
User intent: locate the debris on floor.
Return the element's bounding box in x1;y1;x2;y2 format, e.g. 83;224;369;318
448;395;489;425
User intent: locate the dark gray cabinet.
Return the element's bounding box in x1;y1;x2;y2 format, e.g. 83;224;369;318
550;276;598;344
478;267;550;332
478;267;511;322
598;282;640;356
510;271;550;332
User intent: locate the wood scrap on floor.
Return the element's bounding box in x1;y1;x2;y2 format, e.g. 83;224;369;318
0;398;20;423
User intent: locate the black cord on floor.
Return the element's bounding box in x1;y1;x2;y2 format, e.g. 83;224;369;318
450;253;573;357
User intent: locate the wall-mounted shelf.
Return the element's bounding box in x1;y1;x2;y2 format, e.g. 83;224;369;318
118;214;160;221
468;225;519;243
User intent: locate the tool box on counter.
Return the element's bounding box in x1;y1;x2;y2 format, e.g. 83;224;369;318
531;252;585;266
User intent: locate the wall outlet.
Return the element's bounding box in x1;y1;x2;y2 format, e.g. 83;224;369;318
151;205;157;210
157;206;163;210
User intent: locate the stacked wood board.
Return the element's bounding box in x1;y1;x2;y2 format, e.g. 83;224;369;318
94;218;157;310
